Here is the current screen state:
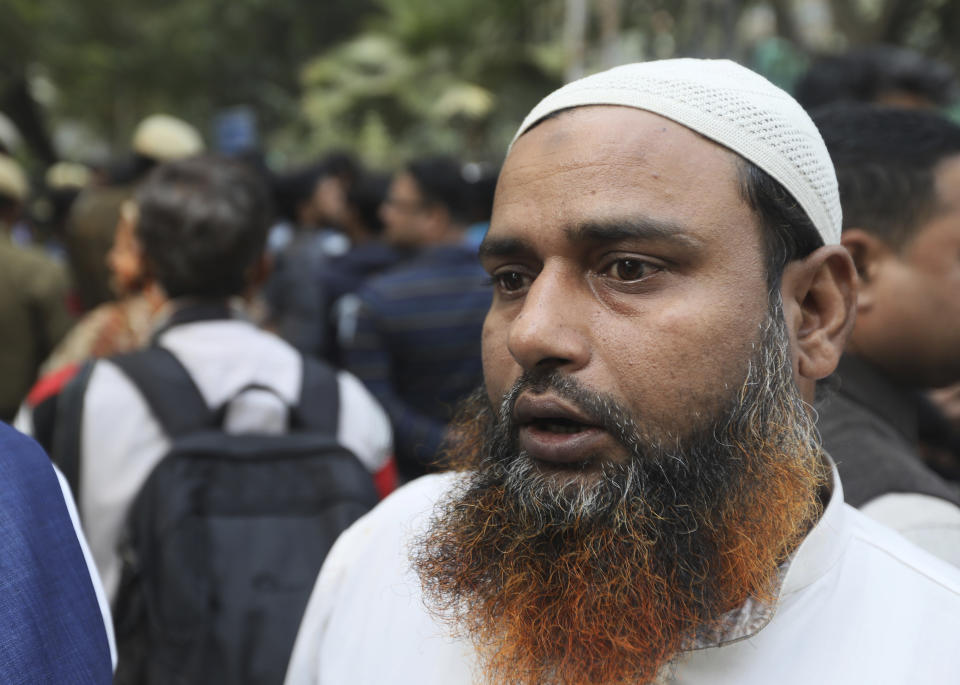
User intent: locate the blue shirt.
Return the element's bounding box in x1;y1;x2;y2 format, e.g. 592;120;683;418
341;243;491;479
317;241;409;363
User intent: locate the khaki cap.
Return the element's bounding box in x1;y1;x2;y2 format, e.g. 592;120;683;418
132;114;204;162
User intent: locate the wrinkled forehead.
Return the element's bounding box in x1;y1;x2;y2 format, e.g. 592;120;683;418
491;106;751;240
507;105;740;176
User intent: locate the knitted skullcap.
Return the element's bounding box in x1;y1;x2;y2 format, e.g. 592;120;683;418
513;59;841;245
132;114;204;162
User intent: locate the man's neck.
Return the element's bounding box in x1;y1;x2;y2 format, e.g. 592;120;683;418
154;297;239;335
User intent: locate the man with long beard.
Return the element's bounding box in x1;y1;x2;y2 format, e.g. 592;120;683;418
285;60;960;685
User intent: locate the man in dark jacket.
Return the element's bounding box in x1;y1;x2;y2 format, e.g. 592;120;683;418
814;105;960;566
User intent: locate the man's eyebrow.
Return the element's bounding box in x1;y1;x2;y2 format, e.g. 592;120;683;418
478;236;534;259
565;218;703;248
478;217;704;259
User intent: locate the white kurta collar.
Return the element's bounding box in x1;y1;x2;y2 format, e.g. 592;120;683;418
689;460;847;650
778;461;849;597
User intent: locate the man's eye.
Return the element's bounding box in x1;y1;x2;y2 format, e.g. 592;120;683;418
495;271;527;292
606;258;653;281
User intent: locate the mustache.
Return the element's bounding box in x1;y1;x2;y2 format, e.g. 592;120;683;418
500;369;646;452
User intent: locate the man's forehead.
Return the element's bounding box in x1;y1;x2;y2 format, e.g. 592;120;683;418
493;107;744;222
486;107;762;260
530;105;680;143
390;171;420;195
499;106;739;187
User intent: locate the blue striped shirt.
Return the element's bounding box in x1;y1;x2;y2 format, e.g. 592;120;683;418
340;243;491;479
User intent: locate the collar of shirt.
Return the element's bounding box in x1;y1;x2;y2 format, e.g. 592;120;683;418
688;459;847;650
150;297;250;340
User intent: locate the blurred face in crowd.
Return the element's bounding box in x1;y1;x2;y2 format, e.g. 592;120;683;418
311;174;348;229
107;201;147;296
847;155;960;388
381;172;432;248
415;107;851;684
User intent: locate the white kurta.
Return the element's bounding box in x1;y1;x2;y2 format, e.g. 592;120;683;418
860;492;960;568
286;465;960;684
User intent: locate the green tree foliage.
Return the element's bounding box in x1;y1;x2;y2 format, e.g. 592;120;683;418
6;0;960;167
1;0;375;153
276;0;564;167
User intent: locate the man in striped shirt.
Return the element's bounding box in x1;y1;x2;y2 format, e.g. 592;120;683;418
340;157;491;481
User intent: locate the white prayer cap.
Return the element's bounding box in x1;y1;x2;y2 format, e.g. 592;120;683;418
132;114;204;162
512;59;841;245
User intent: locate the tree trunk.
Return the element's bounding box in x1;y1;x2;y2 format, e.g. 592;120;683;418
597;0;622;69
880;0;929;45
564;0;589;82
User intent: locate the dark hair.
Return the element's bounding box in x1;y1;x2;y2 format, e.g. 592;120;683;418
795;46;957;110
0;193;18;216
346;171;390;236
737;160;823;292
105;153;158;185
405;156;470;225
272;164;324;223
321;151;360;186
812;104;960;248
135;156;271;299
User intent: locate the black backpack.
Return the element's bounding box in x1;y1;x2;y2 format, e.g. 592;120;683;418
59;345;379;685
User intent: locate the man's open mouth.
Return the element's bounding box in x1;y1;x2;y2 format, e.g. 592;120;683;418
529;417;592;434
513;393;599;431
512;393;613;465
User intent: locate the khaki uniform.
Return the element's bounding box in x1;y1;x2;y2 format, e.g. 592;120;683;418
0;231;73;420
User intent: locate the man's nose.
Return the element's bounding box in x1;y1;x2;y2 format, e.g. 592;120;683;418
506;267;591;372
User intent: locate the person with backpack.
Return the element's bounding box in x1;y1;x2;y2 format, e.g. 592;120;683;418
41;156;394;684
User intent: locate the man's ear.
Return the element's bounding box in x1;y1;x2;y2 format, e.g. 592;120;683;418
780;245;857;383
839;228;891;314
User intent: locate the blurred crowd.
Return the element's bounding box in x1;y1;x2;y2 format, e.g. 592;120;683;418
1;42;960;684
4;44;958;491
0;102;501;680
1;114;500;480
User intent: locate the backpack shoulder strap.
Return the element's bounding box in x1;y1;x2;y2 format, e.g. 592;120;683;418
110;346;213;437
293;355;340;434
52;359;97;502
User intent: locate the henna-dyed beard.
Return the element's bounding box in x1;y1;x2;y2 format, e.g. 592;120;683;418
414;304;829;685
